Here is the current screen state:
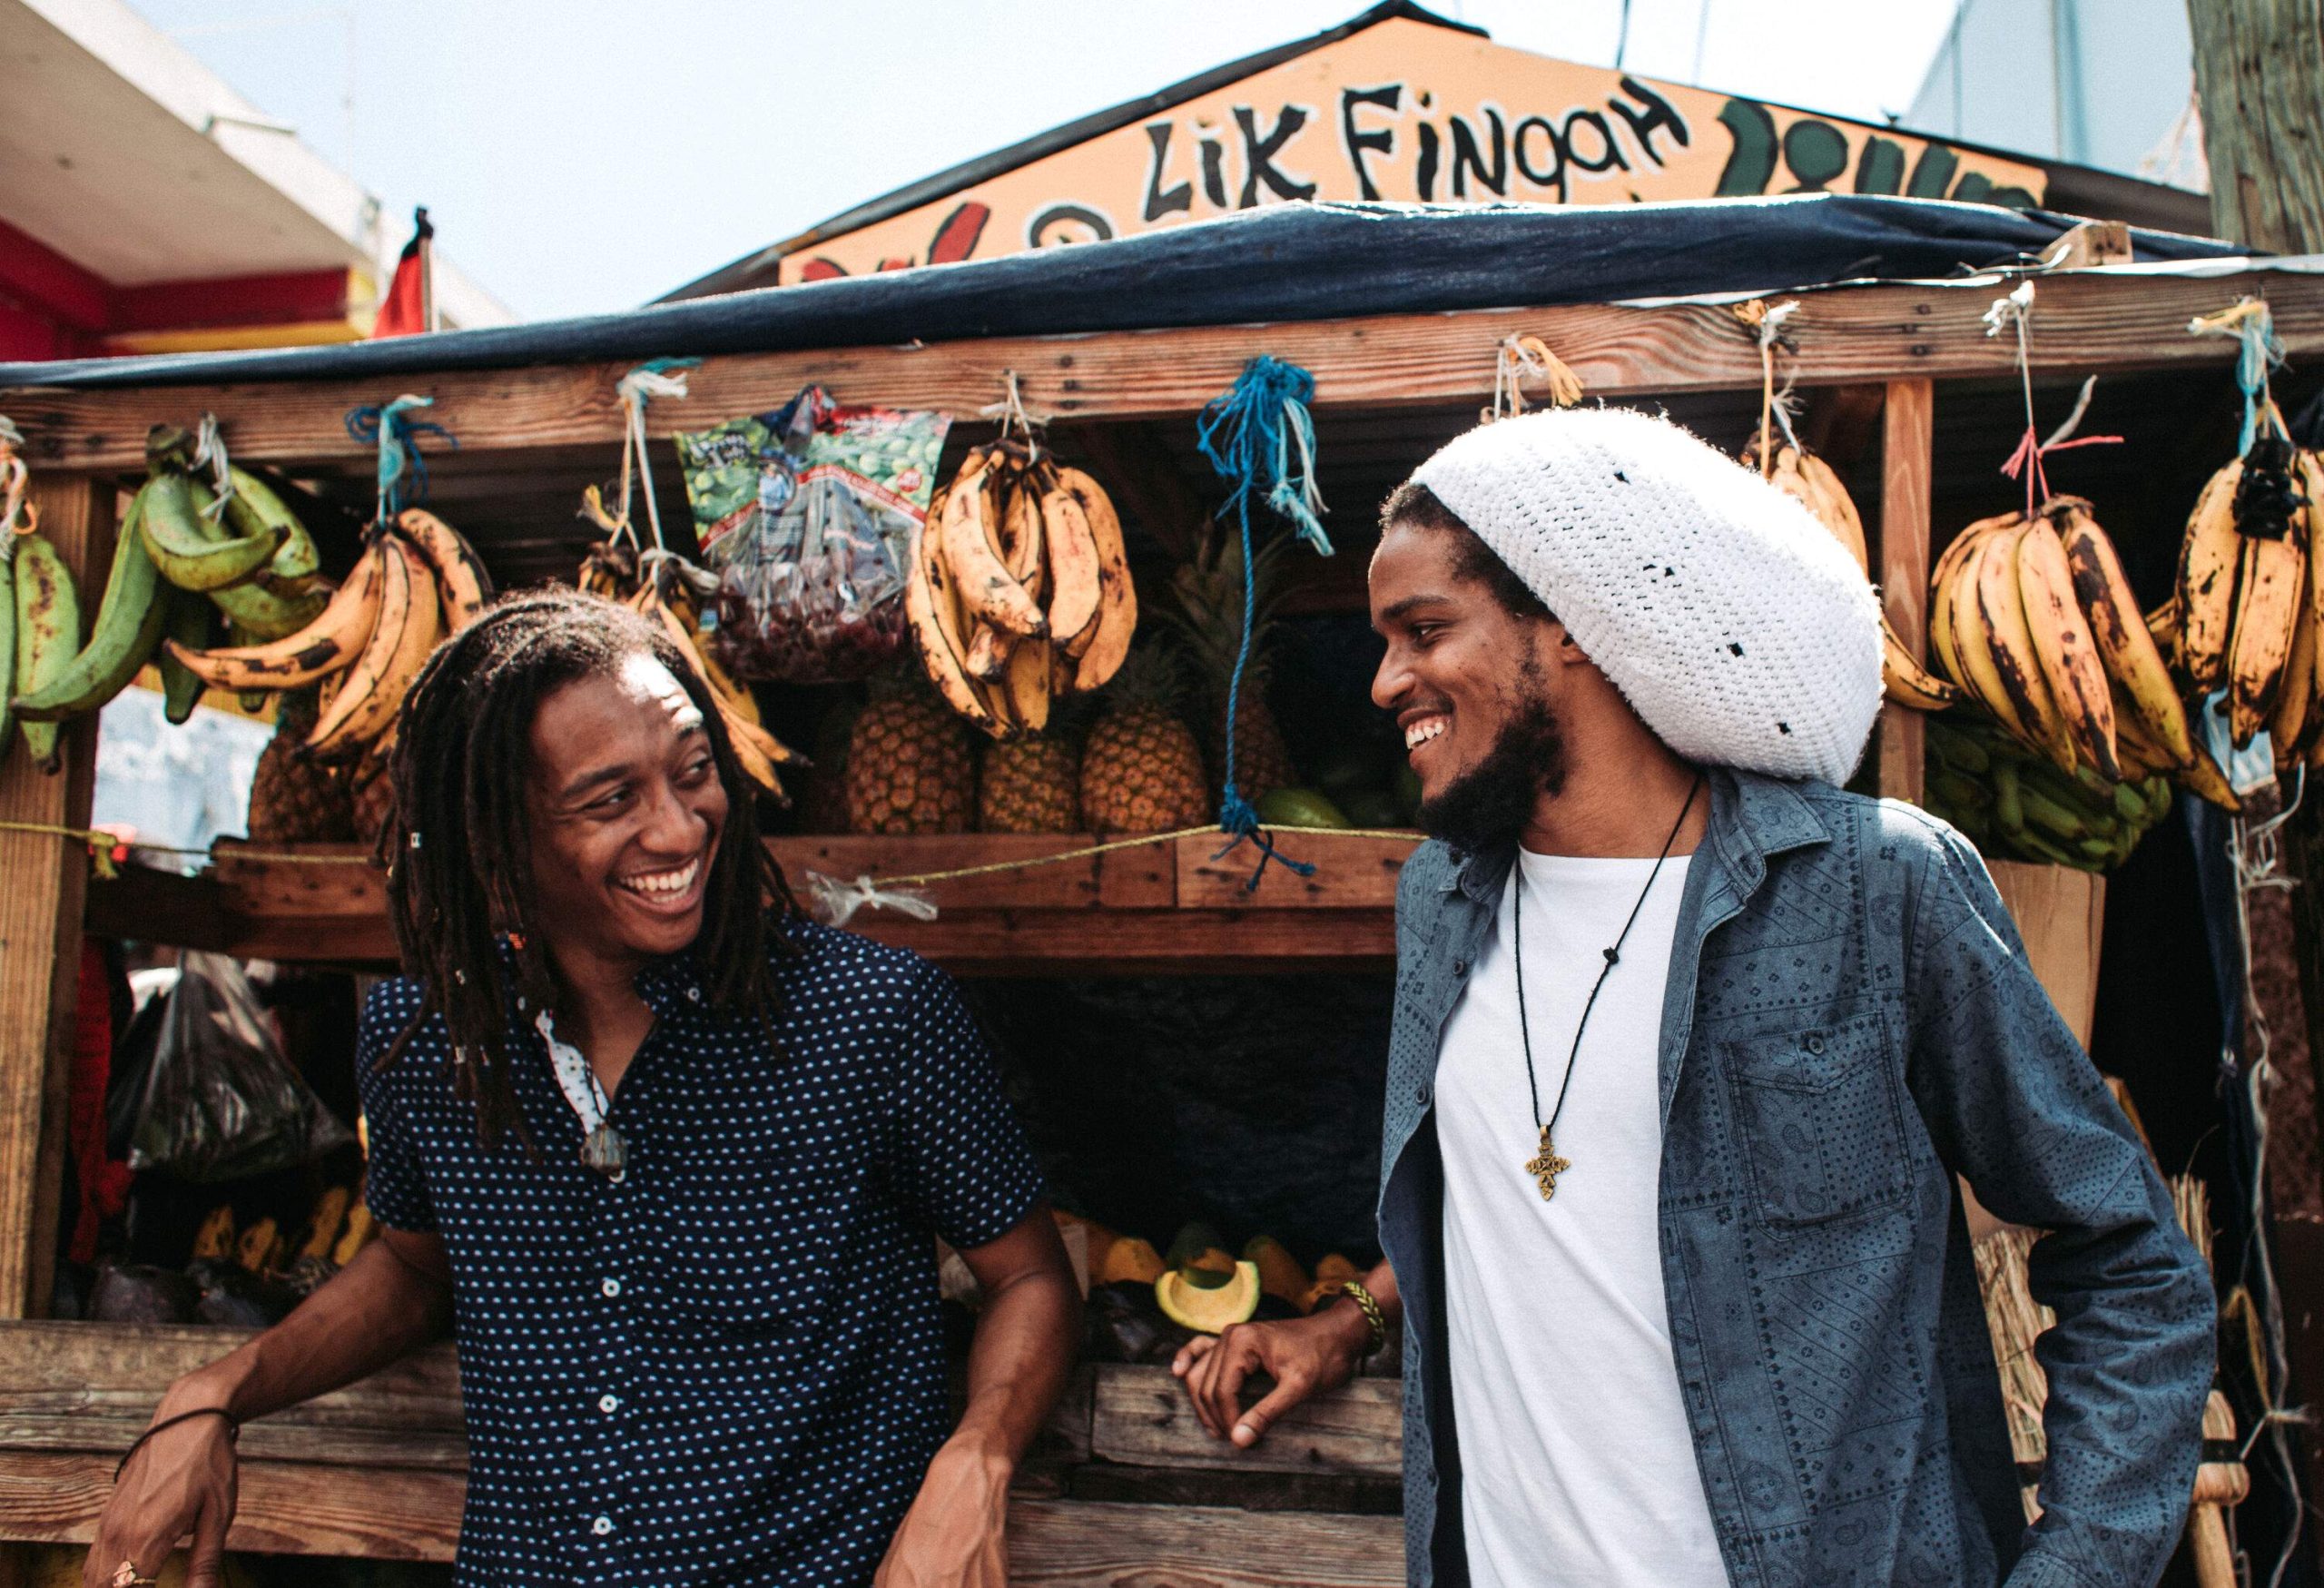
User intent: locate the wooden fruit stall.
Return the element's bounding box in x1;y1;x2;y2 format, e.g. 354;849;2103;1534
0;202;2309;1582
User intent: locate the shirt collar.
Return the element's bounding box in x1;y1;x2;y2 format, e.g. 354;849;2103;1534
1446;765;1832;905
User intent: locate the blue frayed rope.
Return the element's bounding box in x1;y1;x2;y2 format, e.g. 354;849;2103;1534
1196;356;1335;892
346;394;457;522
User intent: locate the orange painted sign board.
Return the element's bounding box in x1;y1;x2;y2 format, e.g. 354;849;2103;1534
780;15;2046;284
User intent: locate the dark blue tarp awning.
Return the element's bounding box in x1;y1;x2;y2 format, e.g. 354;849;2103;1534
0;195;2242;391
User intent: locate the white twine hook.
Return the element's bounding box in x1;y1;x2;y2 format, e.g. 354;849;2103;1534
612;360;695;552
976;370;1050;461
803;870;941;927
1486;334;1585;424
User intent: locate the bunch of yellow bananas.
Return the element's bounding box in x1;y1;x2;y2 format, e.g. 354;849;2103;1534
164;507;490;766
1926;496;2223;802
1743;439;1961;714
906;444;1135;740
6;432;350;764
573;533;803;802
2173;429;2324;772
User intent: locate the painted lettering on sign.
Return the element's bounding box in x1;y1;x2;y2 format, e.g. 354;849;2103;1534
778;18;2044;284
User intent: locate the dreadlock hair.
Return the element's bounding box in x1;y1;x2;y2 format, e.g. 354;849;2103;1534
376;587;803;1149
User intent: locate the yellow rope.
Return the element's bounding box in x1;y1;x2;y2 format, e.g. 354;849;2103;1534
864;824;1423;889
0;818;1423;887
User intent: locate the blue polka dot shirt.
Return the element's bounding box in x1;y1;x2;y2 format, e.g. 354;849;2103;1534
355;919;1047;1587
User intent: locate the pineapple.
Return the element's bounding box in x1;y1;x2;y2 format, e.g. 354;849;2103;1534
246;689;353;843
1078;641;1211;833
797;692;863;836
979;733;1081;833
844;669;974;834
1162;518;1297;799
351;759;395;846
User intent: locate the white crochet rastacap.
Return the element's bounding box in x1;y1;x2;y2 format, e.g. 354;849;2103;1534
1413;407;1883;785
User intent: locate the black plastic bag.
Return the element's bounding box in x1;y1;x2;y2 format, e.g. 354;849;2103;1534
126;952;352;1183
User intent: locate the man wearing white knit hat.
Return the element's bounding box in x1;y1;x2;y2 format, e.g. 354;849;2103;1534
1176;409;2212;1587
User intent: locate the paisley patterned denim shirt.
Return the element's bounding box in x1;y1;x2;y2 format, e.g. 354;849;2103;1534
1380;767;2215;1588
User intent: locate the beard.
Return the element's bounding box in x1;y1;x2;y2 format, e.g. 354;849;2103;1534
1416;675;1566;855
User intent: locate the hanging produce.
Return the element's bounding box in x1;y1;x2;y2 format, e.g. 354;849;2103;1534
907;436;1135;741
1730;300;1959;714
677;383;950;684
574;361;803;802
2174;422;2323;755
1923;712;2174;872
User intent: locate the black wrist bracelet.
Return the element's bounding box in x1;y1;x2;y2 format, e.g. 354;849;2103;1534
115;1406;240;1482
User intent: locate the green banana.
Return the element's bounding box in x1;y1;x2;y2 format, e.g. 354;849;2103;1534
220;467;320;582
13;532;81;766
2112;780;2152;827
2019;784;2112;843
1928;768;1991;813
15;495;166;724
1993;760;2025;836
207;572;329;641
1928;721;1992;776
138;472;284;592
158;589;214;725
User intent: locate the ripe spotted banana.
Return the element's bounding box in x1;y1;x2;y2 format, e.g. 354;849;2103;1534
940;454;1047;640
2055;499;2194;768
2016;508;2119;781
2224;478;2308;748
1037;465;1105;652
2177;459;2241;694
905;487;1009;739
1968;520;2073;768
307;537;439;760
397;508;493;632
167;538;384;692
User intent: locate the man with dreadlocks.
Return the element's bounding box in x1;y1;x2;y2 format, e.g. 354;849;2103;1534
86;590;1078;1588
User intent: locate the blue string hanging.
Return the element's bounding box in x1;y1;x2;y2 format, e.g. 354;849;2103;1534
1195;355;1335;892
345;394;457;524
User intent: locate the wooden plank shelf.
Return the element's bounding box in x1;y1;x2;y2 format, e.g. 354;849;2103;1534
0;1325;1404;1581
90;833;1422;974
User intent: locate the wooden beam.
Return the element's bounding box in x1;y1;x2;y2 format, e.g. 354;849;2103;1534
1877;379;1935;804
1089;1366;1400;1477
0;477;112;1319
1008;1500;1403;1587
8;270;2320;472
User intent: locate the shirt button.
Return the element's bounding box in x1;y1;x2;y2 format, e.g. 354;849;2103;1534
1415;1084;1431;1105
598;1393;621;1414
1452;960;1468;976
685;985;701;1002
601;1277;622;1298
591;1515;614;1537
1804;1033;1826;1055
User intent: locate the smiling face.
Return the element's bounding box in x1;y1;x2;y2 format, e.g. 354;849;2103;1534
1370;517;1572;850
523;651;728;968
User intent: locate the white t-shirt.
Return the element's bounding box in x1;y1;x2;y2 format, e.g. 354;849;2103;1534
1436;848;1728;1588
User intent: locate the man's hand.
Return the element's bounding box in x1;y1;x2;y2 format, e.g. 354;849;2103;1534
81;1399;238;1588
872;1435;1010;1587
1171;1300;1372;1449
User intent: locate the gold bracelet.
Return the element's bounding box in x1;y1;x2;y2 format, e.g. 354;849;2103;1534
1333;1279;1388;1356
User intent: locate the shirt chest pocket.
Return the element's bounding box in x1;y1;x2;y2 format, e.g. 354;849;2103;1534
1723;1011;1909;1226
655;1144;856;1336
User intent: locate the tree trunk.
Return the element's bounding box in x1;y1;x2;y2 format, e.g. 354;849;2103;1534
2187;0;2324;251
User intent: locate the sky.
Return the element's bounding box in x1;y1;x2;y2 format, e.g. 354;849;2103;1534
133;0;1965;321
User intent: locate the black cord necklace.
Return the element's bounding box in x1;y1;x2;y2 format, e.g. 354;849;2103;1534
1513;774;1703;1201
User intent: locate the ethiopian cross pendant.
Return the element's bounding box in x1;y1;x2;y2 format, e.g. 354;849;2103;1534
1524;1124;1571;1201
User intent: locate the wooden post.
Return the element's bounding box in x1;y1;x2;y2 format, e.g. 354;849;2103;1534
2188;0;2324;253
1877;379;1935;804
0;476;113;1319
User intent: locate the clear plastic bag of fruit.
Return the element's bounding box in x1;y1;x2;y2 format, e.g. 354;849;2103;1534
677;385;949;684
123;952;352;1183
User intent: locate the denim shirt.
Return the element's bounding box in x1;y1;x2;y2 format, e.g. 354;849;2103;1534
1380;768;2215;1588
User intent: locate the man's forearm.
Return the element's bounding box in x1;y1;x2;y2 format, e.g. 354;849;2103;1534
950;1264;1080;1463
160;1238;453;1425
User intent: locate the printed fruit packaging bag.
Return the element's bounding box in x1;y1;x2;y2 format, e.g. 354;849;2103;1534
678;384;949;683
